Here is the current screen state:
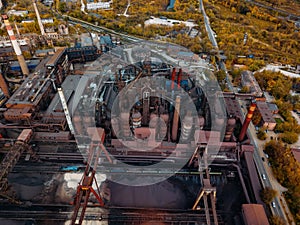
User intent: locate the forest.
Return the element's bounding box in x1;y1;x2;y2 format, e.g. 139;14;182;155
265;141;300;224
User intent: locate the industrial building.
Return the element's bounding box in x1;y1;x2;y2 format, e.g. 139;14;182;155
0;38;271;225
256;101;277;131
241;70;263;97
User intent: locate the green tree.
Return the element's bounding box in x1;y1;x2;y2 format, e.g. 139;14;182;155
215;70;226;82
257;128;267;140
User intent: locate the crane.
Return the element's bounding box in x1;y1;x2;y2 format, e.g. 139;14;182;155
57;87;113;224
70;127;112;225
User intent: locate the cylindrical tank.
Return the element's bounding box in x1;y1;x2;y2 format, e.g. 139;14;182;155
224;117;236;142
159;113;169;139
121;112;131;137
198;116;205;129
111;117;120;137
150;113;169;140
181;114;193;141
132;111;142;128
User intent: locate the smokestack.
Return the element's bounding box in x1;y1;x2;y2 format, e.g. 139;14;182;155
239;102;256;142
32;0;46;36
2;15;29;76
171;68;176;90
224;117;236;142
0;73;10;98
177;68;182;88
172;95;181;141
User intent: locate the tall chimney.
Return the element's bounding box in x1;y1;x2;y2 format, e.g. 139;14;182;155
239;102;256;142
177;68;182;88
2;15;29;76
32;0;46;36
172;95;181;141
171;68;176;90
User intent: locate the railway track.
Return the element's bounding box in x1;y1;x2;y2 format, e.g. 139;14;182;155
0;204;224;223
0;204;72;221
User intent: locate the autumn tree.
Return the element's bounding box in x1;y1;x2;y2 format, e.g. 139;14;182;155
260;187;277;204
280;132;299;144
251;109;262;126
257;128;267;140
269;215;285;225
264;140;300;222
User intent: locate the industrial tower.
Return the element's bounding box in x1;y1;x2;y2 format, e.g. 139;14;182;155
2;15;29;76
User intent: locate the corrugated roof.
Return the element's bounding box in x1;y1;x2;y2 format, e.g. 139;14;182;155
242;204;269;225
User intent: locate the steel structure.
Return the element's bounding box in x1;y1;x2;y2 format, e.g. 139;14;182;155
0;129;34;201
70;128;111;225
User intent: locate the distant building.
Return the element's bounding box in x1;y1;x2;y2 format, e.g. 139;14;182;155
241;70;263;97
256;101;276;131
41;18;54;24
263;91;275;103
176;51;199;62
58;24;69;35
80;33;93;47
7;10;28;17
242;204;269;225
267;102;279;114
86;1;112;10
144;16;197;28
21;19;34;23
99;34;113;52
42;0;54;6
35;49;55;57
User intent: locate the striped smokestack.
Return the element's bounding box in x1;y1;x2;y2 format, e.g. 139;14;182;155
2;15;29;76
239;101;256;142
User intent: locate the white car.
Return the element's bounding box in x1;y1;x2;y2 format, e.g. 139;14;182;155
272;202;276;208
262;174;266;180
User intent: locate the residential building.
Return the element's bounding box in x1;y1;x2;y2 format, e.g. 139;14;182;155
256;101;276;131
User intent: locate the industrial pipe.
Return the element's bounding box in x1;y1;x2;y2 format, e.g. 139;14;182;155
172;95;181;141
171;68;176;90
177;68;182;88
239;102;256;142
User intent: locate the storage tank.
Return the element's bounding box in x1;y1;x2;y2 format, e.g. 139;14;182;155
224;117;236;142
